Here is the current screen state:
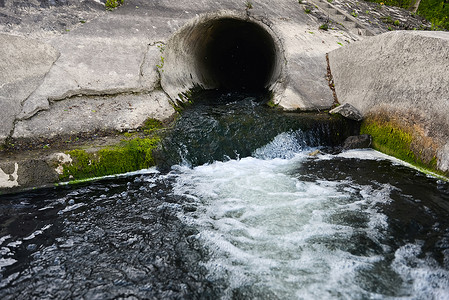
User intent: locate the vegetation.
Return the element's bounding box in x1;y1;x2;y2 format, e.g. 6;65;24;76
105;0;124;10
319;23;329;30
156;43;165;72
361;117;444;177
60;119;163;181
365;0;449;30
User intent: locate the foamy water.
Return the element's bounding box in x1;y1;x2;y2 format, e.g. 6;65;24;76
170;133;449;299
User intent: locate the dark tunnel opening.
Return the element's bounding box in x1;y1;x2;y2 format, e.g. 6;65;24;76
197;18;277;91
161;13;284;104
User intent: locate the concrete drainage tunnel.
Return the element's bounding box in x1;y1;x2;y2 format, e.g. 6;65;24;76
161;13;285;102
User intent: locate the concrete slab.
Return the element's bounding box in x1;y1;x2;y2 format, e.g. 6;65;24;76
329;30;449;173
17;35;159;119
0;33;59;143
274;21;354;110
13;90;175;139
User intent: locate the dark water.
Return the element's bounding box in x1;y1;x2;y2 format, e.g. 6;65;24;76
155;90;358;168
1;91;448;299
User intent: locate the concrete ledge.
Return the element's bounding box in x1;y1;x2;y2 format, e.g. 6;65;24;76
329;31;449;175
0;129;162;193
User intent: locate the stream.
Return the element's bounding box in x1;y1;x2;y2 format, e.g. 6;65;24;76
1;91;448;299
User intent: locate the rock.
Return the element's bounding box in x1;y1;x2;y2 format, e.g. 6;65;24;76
329;103;363;121
328;31;449;175
343;134;372;150
308;149;321;156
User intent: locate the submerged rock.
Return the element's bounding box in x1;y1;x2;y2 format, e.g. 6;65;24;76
343;134;372;150
308;149;322;156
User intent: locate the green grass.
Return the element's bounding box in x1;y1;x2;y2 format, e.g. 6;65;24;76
105;0;124;10
319;23;329;30
365;0;449;30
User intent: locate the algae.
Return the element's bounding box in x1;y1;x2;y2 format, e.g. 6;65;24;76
361;118;444;177
61;118;163;181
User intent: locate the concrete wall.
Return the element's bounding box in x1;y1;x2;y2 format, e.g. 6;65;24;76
328;31;449;175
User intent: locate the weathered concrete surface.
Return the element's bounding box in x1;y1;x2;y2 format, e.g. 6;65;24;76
312;0;431;34
0;152;74;192
0;0;439;192
0;34;59;143
328;31;449;174
1;0;359;146
14;91;174;138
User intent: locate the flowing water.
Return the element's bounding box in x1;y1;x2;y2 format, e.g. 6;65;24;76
1;91;449;299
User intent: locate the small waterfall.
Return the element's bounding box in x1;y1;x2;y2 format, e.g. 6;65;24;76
154;90;359;169
1;90;448;300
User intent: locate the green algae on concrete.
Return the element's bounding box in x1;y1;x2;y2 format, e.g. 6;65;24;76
61;118;163;181
61;137;160;181
360;116;445;177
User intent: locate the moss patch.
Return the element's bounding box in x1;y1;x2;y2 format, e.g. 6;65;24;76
105;0;124;10
61;137;160;181
361;120;416;162
60;118;164;181
361;117;445;176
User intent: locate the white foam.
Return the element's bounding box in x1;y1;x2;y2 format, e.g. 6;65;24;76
170;148;448;298
253;130;307;160
23;224;53;241
393;243;449;299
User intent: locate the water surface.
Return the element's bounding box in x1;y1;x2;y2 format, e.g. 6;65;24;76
1;92;448;299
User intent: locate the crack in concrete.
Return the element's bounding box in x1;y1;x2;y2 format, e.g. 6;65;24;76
326;53;339;106
139;43;151;80
7;49;61;140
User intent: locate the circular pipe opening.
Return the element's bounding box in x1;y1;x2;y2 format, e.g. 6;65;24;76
197;18;276;91
161;12;285;103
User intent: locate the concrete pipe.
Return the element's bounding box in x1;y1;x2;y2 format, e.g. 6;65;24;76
161;11;286;104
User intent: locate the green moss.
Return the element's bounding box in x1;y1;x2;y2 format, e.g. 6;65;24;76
61;137;160;181
105;0;124;10
361;120;445;177
361;121;416;163
266;99;278;108
142;118;163;133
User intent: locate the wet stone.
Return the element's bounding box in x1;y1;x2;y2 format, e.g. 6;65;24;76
343;134;373;150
